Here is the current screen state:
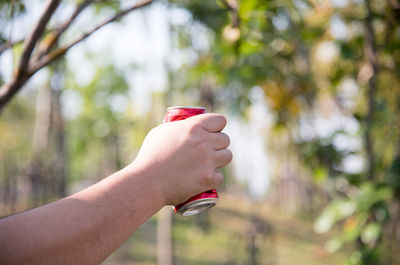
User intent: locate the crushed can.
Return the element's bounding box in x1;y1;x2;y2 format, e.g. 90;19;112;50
164;106;219;216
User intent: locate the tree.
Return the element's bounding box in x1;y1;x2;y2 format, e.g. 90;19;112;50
0;0;153;113
164;0;400;263
1;0;400;264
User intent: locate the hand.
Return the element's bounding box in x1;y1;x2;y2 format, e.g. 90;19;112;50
129;113;232;206
0;113;232;265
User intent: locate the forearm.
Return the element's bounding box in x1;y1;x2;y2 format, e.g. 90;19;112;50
0;113;232;265
0;166;164;265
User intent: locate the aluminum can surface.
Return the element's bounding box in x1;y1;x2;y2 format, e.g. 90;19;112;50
164;106;219;216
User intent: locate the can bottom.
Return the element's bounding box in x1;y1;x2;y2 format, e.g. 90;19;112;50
174;198;218;216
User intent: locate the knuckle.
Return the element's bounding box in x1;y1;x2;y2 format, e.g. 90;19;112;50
222;115;228;125
217;149;233;168
197;140;210;154
223;133;231;147
201;170;215;186
226;149;233;162
183;125;202;144
221;116;228;128
213;115;227;131
216;114;227;125
188;122;202;135
215;172;224;185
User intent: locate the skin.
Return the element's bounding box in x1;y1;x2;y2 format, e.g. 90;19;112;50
0;113;232;265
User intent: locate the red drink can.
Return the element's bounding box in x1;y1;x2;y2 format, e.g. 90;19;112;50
164;106;219;216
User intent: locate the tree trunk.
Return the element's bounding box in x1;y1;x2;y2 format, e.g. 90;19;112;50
364;0;379;182
157;207;173;265
28;80;52;205
52;78;67;197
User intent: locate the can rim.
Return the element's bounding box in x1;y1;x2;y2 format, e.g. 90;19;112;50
166;106;207;111
174;197;218;216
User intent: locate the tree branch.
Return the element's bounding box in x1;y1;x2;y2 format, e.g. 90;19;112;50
0;0;60;114
36;0;96;59
0;0;153;114
17;0;60;78
31;0;153;73
0;38;24;56
221;0;240;28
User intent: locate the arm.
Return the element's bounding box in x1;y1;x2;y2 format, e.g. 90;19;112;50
0;113;232;265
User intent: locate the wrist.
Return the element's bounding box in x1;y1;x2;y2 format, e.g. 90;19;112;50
121;162;167;209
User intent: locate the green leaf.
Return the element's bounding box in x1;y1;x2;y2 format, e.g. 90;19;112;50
314;166;328;183
314;200;356;233
360;222;381;245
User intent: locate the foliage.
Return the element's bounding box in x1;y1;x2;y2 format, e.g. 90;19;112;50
165;0;400;264
66;64;131;181
0;0;400;264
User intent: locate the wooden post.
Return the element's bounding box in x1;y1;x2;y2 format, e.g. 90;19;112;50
157;206;172;265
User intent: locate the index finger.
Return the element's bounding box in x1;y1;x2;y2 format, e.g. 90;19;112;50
189;113;227;133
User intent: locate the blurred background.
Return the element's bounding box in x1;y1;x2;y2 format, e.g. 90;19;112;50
0;0;400;264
